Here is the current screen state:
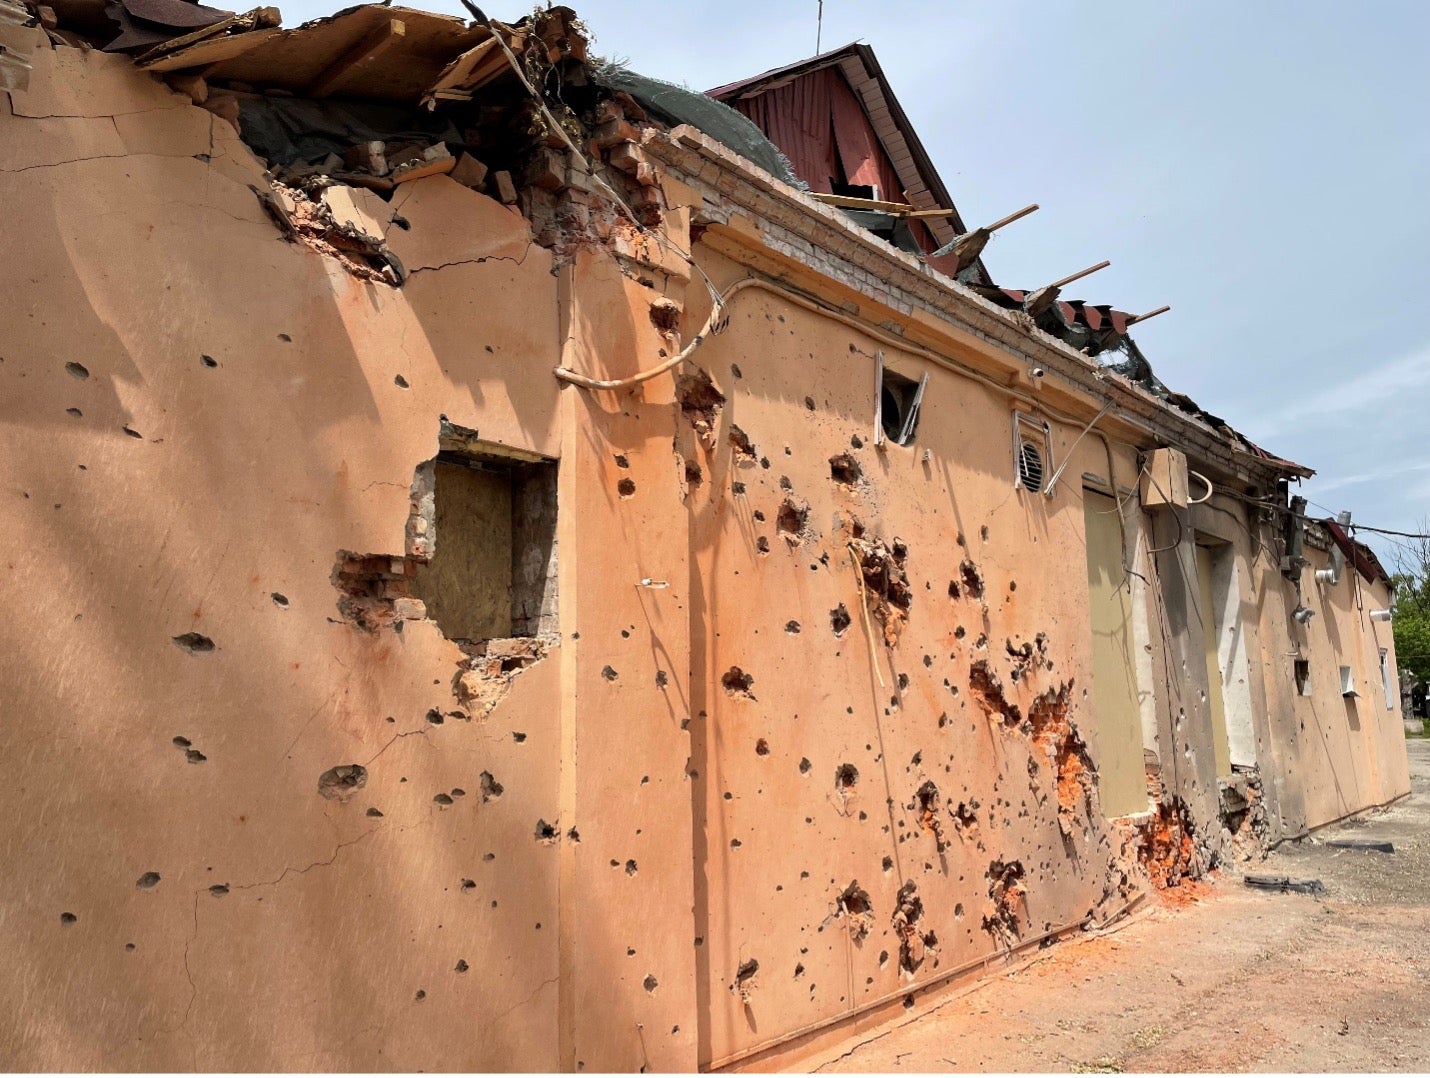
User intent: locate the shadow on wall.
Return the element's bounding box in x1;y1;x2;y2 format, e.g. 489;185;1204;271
0;107;580;1068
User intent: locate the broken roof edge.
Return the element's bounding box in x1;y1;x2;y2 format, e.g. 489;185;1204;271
706;41;985;283
43;0;1308;485
649;123;1314;486
1322;519;1394;589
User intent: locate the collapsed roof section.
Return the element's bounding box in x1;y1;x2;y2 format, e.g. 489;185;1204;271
11;0;1310;479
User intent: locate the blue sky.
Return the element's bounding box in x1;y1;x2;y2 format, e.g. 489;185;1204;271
288;0;1430;567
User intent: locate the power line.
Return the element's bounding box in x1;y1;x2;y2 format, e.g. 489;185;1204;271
1348;524;1430;541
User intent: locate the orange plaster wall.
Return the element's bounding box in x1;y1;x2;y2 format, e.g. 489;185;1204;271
0;39;571;1072
677;247;1134;1067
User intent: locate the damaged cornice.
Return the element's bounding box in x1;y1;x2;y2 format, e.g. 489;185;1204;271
646;124;1308;488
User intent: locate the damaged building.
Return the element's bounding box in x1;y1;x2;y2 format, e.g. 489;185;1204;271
0;0;1412;1071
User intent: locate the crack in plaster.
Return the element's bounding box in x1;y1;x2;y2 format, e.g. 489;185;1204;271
12;101;189;121
0;147;226;174
363;727;432;767
150;828;380;1044
279;692;337;761
487;974;559;1028
403;244;537;277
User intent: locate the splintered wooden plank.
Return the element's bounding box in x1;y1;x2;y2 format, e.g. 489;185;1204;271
808;191;915;214
143;6;487;101
138;24;283;71
307;18;404;98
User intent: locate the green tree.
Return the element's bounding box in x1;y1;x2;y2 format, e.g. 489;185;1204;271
1390;519;1430;688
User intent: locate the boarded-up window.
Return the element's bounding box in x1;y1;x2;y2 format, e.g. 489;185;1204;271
410;445;557;642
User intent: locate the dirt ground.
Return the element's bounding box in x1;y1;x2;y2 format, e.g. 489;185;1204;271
805;739;1430;1073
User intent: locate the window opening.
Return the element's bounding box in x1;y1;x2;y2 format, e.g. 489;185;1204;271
1380;650;1394;710
408;431;558;643
875;353;928;446
1339;665;1358;698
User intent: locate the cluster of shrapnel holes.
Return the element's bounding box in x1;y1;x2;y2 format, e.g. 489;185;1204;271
729;426;756;460
916;781;940;815
172;735;206;764
839;880;872;917
721;667;754;695
777;500;807;536
829;454;861;484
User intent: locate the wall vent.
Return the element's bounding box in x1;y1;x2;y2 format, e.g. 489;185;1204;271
1012;411;1052;495
1017;441;1044;492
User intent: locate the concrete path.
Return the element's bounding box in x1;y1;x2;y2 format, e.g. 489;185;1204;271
804;740;1430;1073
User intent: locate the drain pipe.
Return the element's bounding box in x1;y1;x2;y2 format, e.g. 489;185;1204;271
1316;510;1352;585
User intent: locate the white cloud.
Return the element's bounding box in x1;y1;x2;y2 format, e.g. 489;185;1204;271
1257;344;1430;437
1308;462;1430;496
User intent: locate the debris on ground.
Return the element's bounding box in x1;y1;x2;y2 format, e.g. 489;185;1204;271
1243;874;1326;895
1326;839;1394;853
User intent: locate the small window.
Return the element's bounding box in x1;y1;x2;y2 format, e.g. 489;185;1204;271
831;182;878;201
1012;411;1053;495
1339;665;1358;698
1294;659;1312;696
875;354;928;446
